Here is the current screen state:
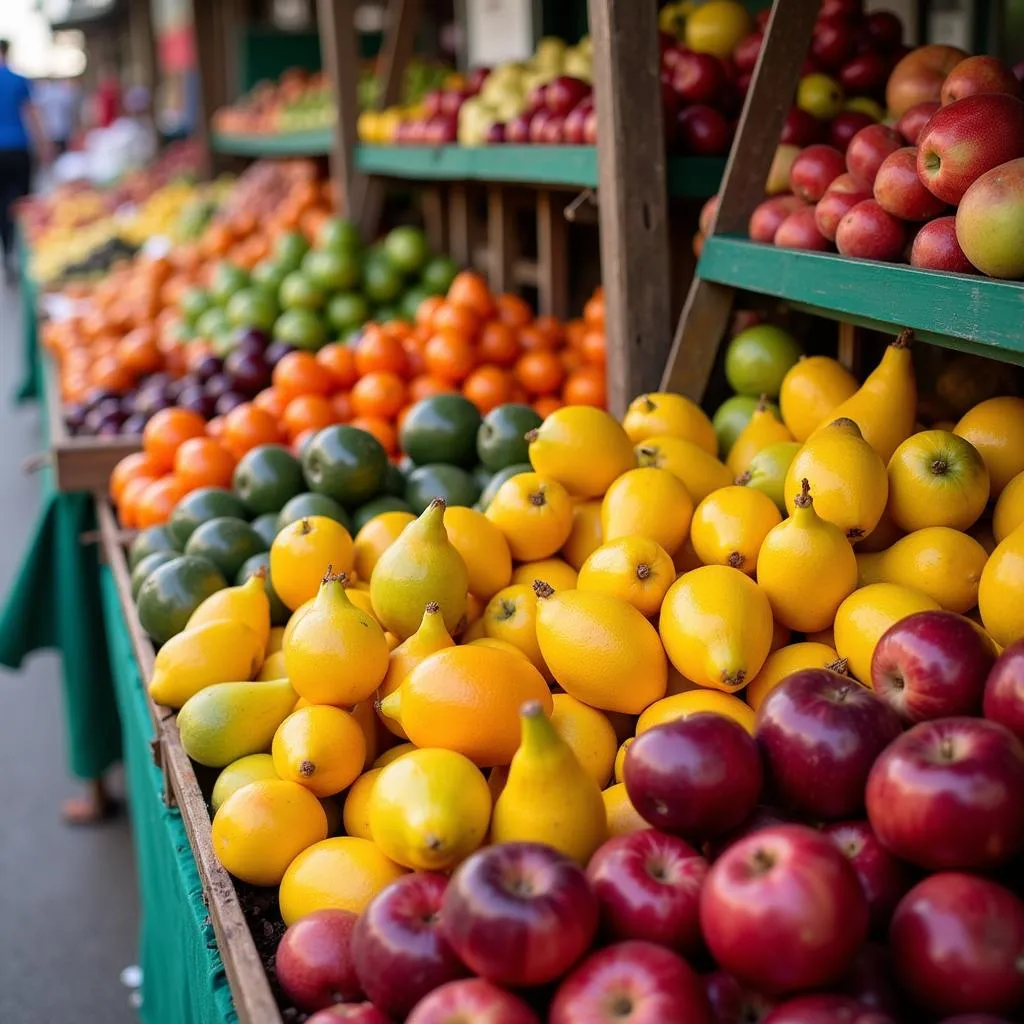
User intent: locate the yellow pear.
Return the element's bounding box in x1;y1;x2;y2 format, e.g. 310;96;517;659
757;479;858;633
370;498;468;640
816;330;916;462
185;571;271;654
779;355;858;442
978;523;1024;648
601;467;695;556
623;393;718;454
634;435;734;504
491;700;607;864
178;678;297;767
149;620;264;709
726;398;794;477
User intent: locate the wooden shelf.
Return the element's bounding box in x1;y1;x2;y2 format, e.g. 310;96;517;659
211;128;332;155
698;237;1024;364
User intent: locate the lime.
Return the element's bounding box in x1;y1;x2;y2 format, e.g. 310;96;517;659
351;495;412;533
273;309;328;351
326;292;371;334
724;324;803;398
473;464;492;491
362;256;404;305
226;288;278;331
131;550;178;600
478;462;532;510
420;255;459;295
373;305;401;323
137;555;227;645
319;218;362;254
274;231;310;271
382;461;406;497
251;260;290;296
712;395;780;458
399;394;483;469
276;492;353;534
250;512;280;547
383;226;429;276
233;444;304;515
476;403;542;471
169;487;249;547
279;271;325;311
404;464;481;513
302;248;362;293
129;524;180;569
184;517;267;579
209;262;250;305
196;306;229;339
236;552;290;627
302;424;389;508
180;287;213;326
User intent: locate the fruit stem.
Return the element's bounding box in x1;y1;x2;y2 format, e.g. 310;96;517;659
321;564;349;586
893;329;913;349
524;428;539;443
425;601;440;614
826;657;849;676
528;488;547;508
735;471;751;485
640;395;655;413
520;700;544;718
794;478;812;509
636;562;652;580
930;456;949;476
252;564;267;580
727;551;745;569
299;760;315;777
299;517;312;535
532;580;555;600
722;668;746;686
428;497;447;512
756;393;768;412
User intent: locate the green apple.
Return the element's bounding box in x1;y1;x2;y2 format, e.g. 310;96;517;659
797;73;846;120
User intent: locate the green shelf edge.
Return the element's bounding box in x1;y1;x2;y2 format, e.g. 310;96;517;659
698;236;1024;364
211;129;332;155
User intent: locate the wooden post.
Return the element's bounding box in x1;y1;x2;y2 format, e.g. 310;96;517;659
588;0;672;416
535;191;568;318
190;0;224;176
422;186;448;254
661;0;820;400
447;183;473;266
487;187;515;293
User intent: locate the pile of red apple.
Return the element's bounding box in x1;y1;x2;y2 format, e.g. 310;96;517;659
747;47;1024;279
269;612;1024;1024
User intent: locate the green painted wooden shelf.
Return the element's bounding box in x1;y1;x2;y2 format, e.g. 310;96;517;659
211;129;332;155
698;236;1024;363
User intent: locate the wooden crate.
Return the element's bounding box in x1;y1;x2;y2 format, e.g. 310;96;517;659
96;499;285;1024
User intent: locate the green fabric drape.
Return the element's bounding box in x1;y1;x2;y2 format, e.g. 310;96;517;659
99;567;238;1024
16;231;40;403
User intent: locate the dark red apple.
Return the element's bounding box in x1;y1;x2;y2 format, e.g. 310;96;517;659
676;105;731;156
763;994;895;1023
703;971;778;1023
734;33;763;74
941;55;1022;105
890;872;1024;1016
866;717;1024;870
917;94;1024;204
546;76;592;117
549;941;713;1024
829;111;876;153
440;842;598;987
815;181;872;241
485;122;506;144
422;91;444;118
874;146;948;220
505;113;531;144
840;943;903;1016
406;979;540;1024
774;208;832;251
886;44;968;118
822;820;912;931
623;714;763;842
781;107;824;147
865;11;903;52
750;196;806;243
586;830;707;955
846;124;903;187
661;45;686;72
707;805;798;861
984;639;1024;741
755;669;903;820
839;52;889;96
812;16;857;71
274;909;361;1011
351;872;467;1020
528;108;552;144
424;114;458;144
895;100;940;144
820;0;863;18
540;114;566;145
871;610;995;722
467;67;490;94
526;81;549;112
582;107;598;145
307;1006;390;1024
789;144;847;202
836;199;907;260
909;215;976;272
672;51;726;104
563;103;590;146
440;89;470;118
700;824;869;994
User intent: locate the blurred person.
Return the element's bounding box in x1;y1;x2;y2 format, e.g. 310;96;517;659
35;75;81;156
0;39;53;282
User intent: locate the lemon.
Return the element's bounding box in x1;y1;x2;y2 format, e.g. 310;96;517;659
779;355;858;442
623;392;717;454
550;693;618;788
560;499;605;570
272;705;366;797
353;511;415;581
613;738;633;784
577;536;675;617
186;572;271;653
603;783;649;837
342;768;380;840
994;471;1024;543
443;505;513;601
270;515;355;611
978;523;1024;648
510;557;578;592
745;642;841;711
637;689;756;735
690;485;782;576
483;583;548;676
210;753;279;813
955;396;1024;497
601;467;694;556
635;435;733;504
485;472;574;561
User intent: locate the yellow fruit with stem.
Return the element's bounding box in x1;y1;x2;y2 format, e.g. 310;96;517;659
779;355;858;442
635;435;733;503
690;485;782;576
186;571;271;653
483;583;548;676
353;511;415;581
726;398;794;478
623;392;717;454
486;472;574;561
577;536;675;617
510;557;578;592
272;705;366;797
271;516;355;611
601;467;695;556
745;642;842;711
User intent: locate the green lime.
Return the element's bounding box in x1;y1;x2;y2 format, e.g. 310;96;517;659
319;218;362;254
473;464;492;491
131;550;178;600
400;394;483;468
276;492;353;534
129;524;180;570
184;517;267;580
279;271;325;311
250;512;280;547
383;226;429;276
251;260;289;296
169;487;249;547
209;262;250;304
273;308;327;351
274;231;310;271
476;403;543;471
302;425;389;508
712;395;780;459
724;324;803;399
225;287;278;331
362;256;404;305
478;462;532;510
137;555;227;645
232;444;304;515
180;287;213;326
351;495;412;533
420;255;459;295
741;441;802;512
382;461;406;497
404;464;481;513
326;292;371;334
236;553;290;627
196;306;229;339
302;248;362;293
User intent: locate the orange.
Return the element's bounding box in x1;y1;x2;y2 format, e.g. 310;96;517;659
518;324;557;352
317;342;358;390
354;328;409;377
581;330;607;366
118;474;161;527
408;375;456;402
143;408;207;472
533;315;565;348
637;689;757;736
416;295;444;327
425;329;477;382
109;451;164;504
331;391;354;423
561;348;585;375
563;365;607;407
353;510;415;581
135;476;191;528
603;783;648;837
516;350;566;396
90;354;134;392
173;437;237;490
116;326;162;376
477;321;520;367
205;416;226;440
222;403;283;459
351;371;406;419
350;416;397;454
447;270;496;320
254;387;288;419
431;302;482;340
462;366;513;413
273;351;334;401
271;515;356;610
496;292;533;328
278;836;406;925
534;396;564;418
584;289;605;329
283;394;337;440
403;336;427;377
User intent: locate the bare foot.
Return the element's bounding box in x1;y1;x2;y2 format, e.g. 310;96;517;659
62;780;118;825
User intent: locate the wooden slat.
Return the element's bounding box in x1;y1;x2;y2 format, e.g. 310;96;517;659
487;187;515;294
422;185;447;253
535;191;569;319
588;0;672;416
447;183;473;266
662;0;821;399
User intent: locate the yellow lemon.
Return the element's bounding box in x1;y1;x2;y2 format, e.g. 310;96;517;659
353;511;415;581
527;406;636;498
258;650;287;681
603;783;649;837
779;356;858;442
272;705;366;797
561;499;604;570
350;698;379;769
372;743;416;769
278;836;406;925
659;565;773;692
271;516;355;611
510;557;578;592
690;486;782;575
210;753;279;813
211;779;327;887
727;403;794;478
577;536;675;617
955;396;1024;497
613;738;632;783
637;689;756;735
550;693;619;788
978;523;1024;648
994;471;1024;543
623;392;717;454
443;505;513;601
483;583;547;676
369;748;491;870
186;572;271;653
745;642;841;711
468;637;528;658
685;0;753;57
635;435;733;503
601;467;694;556
342;768;380;840
486;472;574;561
267;626;286;655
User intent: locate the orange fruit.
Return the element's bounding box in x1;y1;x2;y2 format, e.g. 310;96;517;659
581;330;607;366
563;365;607;407
273;351;334;401
496;293;533;328
254;387;288;419
416;295;444;328
90;354;134;392
424;329;477;383
447;271;496;320
135;476;191;528
109;451;164;504
222;403;283;459
533;315;565;348
462;366;513;413
584;289;605;329
431;302;481;340
353;510;416;581
173;437;237;490
603;783;649;837
316;343;358;390
206;416;226;440
477;321;520;367
283;394;337;440
351;371;406;420
408;375;456;402
143;408;208;472
116;326;162;376
355;328;409;377
331;391;354;423
118;474;161;527
516;349;566;396
534;396;564;418
350;416;397;454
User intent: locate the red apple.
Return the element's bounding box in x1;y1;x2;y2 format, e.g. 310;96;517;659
672;51;726;104
422;91;444;118
820;0;864;18
812;16;857;71
755;669;903;819
734;33;763;74
440;842;598;987
789;144;847;202
956;156;1024;279
700;824;869;994
582;107;598;145
750;196;806;243
781;106;824;147
661;45;686;72
707;805;798;861
307;1006;390;1024
871;610;995;722
425;114;458;144
984;639;1024;741
839;52;889;96
623;714;763;842
586;830;707;955
865;11;903;52
351;872;467;1020
485;122;506;144
840;943;902;1016
505;114;531;144
703;971;778;1023
866;717;1024;870
677;105;732;155
528;108;552;144
874;146;948;221
909;215;976;273
941;55;1022;105
467;67;490;94
546;76;592;118
836;199;907;260
815;181;872;241
526;82;549;112
540;113;566;145
917;94;1024;204
763;994;895;1023
442;89;470;118
774;207;832;251
563;103;590;146
886;44;969;117
890;873;1024;1016
274;909;361;1011
895;101;940;144
406;979;540;1024
846;124;903;187
549;941;713;1024
822;820;912;932
829;111;876;153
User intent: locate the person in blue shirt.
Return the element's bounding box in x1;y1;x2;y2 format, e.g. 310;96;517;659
0;39;52;282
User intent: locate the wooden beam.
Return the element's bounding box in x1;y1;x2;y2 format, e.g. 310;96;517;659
588;0;672;416
536;191;568;318
447;183;473;266
487;187;515;293
662;0;820;399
